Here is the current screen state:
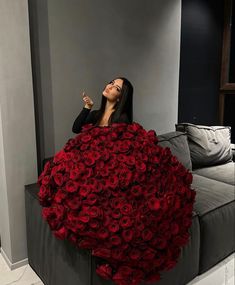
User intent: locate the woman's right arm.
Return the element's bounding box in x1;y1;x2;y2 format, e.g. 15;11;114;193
72;107;96;134
72;93;95;134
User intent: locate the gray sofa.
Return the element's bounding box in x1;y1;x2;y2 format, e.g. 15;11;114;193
25;123;235;285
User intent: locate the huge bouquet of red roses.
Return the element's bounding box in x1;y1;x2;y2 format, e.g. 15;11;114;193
38;122;195;285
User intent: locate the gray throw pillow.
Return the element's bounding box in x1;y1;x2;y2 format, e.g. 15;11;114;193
158;131;192;170
175;123;232;168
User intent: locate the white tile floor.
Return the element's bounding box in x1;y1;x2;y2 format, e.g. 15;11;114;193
0;254;44;285
0;252;234;285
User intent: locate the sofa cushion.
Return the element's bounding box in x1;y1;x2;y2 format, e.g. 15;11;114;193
192;174;235;273
158;131;192;170
193;162;235;186
175;123;232;169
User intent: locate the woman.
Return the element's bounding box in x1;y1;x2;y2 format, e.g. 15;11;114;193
72;77;133;133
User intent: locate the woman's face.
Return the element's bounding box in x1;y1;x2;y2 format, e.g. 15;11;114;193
102;79;123;102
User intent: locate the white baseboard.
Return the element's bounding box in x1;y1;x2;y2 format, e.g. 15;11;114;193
0;247;28;270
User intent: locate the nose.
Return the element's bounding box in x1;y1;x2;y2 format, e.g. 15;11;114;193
107;84;112;90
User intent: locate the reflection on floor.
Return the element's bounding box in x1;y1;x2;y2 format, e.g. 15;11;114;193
0;252;234;285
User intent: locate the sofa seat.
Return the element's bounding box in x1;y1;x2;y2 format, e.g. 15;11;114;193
193;161;235;185
25;183;200;285
192;174;235;274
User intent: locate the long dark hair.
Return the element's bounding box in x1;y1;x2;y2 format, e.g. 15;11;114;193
95;77;133;125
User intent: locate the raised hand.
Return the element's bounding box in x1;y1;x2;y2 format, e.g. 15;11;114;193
82;91;94;109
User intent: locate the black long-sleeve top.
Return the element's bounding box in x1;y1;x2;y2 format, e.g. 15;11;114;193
72;108;130;134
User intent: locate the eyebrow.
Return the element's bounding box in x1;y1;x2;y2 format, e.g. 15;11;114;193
112;80;122;90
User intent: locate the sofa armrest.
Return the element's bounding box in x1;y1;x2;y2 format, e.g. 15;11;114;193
231;144;235;161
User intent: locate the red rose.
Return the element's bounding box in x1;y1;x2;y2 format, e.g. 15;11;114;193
90;127;100;136
97;228;109;239
120;203;133;215
65;196;81;210
41;175;50;185
122;229;134;242
117;154;127;163
53;150;66;164
42;205;65;229
92;248;111;259
77;162;85;173
136;160;147;173
123;131;134;139
108;220;120;233
103;213;111;227
110;197;124;209
111;248;125;261
111;209;122;219
129;248;141;260
83;154;95;166
119;168;132;187
65;180;79;193
64;160;74;172
54;189;67;203
136;222;145;232
106;175;119;189
127;123;141;133
51;165;59;176
53;226;68;240
96;264;112;280
126;155;136;166
78;212;90;223
148;198;161;211
43;160;51;172
89;206;101;218
99;166;110;177
142;228;153;241
113;266;133;282
120;216;133;228
38;185;52;202
109;235;122;246
130;185;142;197
69;169;81;180
86;193;98;205
79;185;91;197
156;237;167;249
171;222;179;235
107;158;118;169
117;140;131;153
142;248;156;260
89;219;100;229
79;238;97;249
100;150;110;161
54;173;64;186
81;134;92;143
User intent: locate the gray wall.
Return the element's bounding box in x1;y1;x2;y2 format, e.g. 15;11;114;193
33;0;181;158
0;0;38;266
